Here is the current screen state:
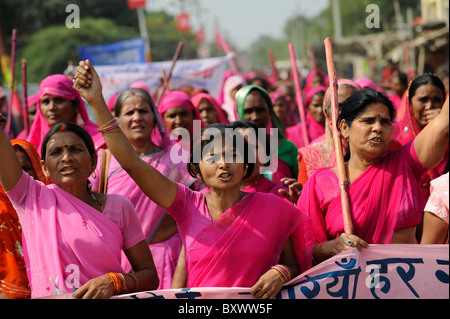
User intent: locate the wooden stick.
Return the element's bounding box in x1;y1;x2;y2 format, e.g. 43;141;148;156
323;37;354;235
5;29;16;136
21;59;29;135
267;49;279;80
215;27;239;75
288;43;309;146
155;42;184;108
307;44;317;70
403;42;411;80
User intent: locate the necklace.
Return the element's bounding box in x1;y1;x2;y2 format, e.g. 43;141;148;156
90;192;104;212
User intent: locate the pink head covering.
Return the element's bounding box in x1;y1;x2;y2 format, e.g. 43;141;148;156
129;81;154;99
303;70;329;95
158;90;202;123
304;85;327;108
106;92;119;112
191;92;228;124
27;94;38;107
27;74;105;155
221;75;246;122
355;77;377;90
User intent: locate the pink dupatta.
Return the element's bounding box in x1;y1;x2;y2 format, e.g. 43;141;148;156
191;92;229;124
298;141;428;244
392;92;449;198
169;184;315;288
6;172;143;298
91;150;194;289
26;75;105;154
285;86;327;148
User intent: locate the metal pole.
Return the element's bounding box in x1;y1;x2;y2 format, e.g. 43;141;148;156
137;7;151;62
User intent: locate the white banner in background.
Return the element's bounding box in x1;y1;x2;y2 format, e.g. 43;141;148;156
94;54;233;102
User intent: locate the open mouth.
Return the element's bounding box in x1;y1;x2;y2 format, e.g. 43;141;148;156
370;137;383;144
218;172;231;181
60;166;77;175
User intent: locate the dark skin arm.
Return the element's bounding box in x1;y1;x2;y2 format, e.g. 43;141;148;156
73;240;159;299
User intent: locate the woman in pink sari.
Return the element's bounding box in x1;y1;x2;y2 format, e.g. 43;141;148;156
392;74;448;200
0;138;49;299
24;74;105;155
285;86;327;149
297;80;362;185
220;75;246;122
420;167;449;244
302;70;329;96
74;60;367;299
235;85;299;183
191;92;228;125
298;88;449;250
0;121;159;298
90;88;197;289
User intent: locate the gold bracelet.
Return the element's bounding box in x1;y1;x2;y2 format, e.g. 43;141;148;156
270;268;286;284
98;118;116;130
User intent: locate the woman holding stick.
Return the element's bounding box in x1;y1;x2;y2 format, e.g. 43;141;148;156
73;59;366;299
298;88;449;247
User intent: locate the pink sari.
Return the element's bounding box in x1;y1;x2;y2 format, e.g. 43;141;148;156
298;141;428;244
90;150;195;289
285;112;325;149
392;94;449;199
6;172;144;298
241;175;287;198
191;92;229;124
25;75;105;155
168;184;315;288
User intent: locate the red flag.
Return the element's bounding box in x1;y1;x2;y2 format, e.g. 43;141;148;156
127;0;146;9
195;29;205;43
176;13;191;32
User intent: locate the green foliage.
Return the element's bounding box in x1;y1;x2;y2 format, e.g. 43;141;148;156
22;18;138;82
246;0;421;70
145;11;198;61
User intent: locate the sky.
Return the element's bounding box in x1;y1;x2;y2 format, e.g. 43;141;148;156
146;0;330;50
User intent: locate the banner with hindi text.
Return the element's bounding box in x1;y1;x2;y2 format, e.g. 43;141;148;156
108;244;448;300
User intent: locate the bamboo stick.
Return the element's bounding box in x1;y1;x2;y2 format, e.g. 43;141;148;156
323;37;354;235
288;43;309;146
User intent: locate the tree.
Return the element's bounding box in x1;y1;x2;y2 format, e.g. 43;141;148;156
145;10;198;61
22;18;138;82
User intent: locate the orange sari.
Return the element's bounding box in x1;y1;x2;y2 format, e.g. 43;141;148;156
0;139;49;298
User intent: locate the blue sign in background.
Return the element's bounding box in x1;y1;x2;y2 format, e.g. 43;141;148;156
78;38;146;65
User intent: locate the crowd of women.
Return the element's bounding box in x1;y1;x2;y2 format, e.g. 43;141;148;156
0;54;448;299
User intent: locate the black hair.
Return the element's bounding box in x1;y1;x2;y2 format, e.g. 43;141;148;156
395;72;408;87
188;123;254;182
41;122;97;190
408;73;445;104
338;88;396;161
227;120;271;167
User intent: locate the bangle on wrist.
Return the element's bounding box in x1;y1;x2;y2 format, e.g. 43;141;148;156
105;272;124;294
